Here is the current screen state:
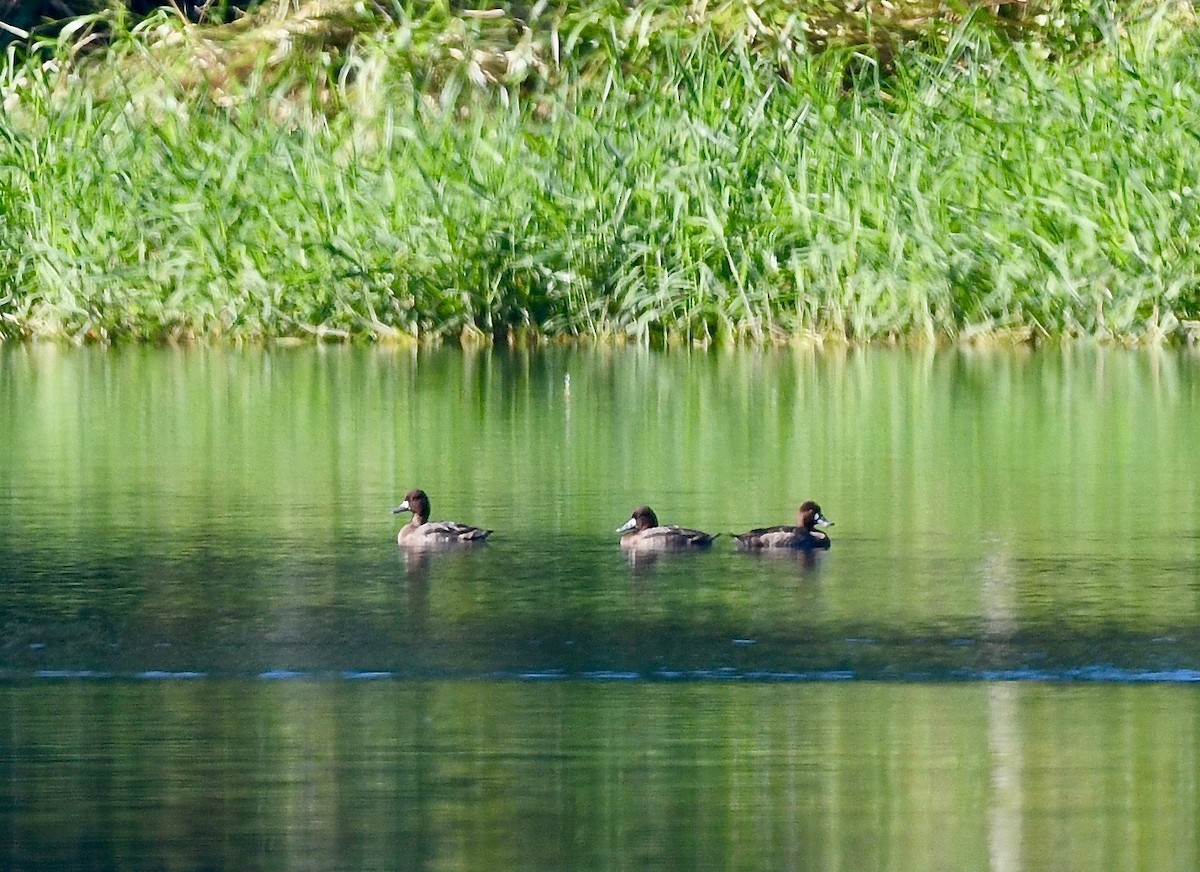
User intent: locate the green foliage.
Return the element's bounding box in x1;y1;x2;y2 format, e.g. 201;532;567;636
0;0;1198;344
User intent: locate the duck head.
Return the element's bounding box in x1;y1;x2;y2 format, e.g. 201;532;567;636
392;489;431;524
798;501;833;530
616;506;659;534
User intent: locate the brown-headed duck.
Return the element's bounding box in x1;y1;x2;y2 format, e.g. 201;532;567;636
616;506;717;551
392;489;491;547
733;501;833;551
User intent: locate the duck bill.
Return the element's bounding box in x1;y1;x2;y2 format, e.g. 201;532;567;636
814;513;833;527
391;500;411;515
615;517;637;534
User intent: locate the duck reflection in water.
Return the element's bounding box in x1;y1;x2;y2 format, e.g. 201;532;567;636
398;547;432;637
391;489;492;548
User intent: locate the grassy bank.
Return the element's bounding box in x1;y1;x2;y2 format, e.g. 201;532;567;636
1;0;1198;345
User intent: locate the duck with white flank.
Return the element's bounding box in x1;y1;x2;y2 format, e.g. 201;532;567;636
392;489;492;547
616;506;718;551
733;501;833;551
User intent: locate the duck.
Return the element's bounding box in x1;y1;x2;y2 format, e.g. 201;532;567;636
733;501;833;551
391;489;492;547
616;506;718;551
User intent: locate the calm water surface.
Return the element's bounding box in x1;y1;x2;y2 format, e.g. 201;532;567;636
2;345;1199;870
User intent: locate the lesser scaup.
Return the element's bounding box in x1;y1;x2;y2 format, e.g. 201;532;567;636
616;506;717;551
392;489;492;547
733;501;832;551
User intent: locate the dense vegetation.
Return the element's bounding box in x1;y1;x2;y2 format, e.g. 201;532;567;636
1;0;1198;345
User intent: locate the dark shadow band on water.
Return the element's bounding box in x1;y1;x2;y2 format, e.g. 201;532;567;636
5;616;1200;683
3;666;1200;683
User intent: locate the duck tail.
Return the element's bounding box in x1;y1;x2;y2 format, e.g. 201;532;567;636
731;534;754;550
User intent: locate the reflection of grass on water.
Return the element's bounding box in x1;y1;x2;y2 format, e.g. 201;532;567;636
1;0;1198;344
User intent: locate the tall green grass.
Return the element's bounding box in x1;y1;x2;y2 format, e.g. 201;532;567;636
1;0;1198;344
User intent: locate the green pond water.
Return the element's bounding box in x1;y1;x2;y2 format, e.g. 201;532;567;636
2;344;1199;870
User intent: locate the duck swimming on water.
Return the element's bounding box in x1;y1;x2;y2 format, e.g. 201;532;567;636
392;489;492;547
733;501;833;551
616;506;718;551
